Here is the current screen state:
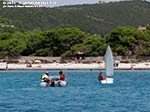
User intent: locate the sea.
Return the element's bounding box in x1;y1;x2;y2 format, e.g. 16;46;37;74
0;70;150;112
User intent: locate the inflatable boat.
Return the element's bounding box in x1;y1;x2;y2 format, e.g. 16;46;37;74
40;76;67;87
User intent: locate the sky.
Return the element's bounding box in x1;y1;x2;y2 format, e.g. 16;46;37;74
9;0;129;7
7;0;150;7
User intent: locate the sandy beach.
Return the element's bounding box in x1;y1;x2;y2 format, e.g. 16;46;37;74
0;62;150;70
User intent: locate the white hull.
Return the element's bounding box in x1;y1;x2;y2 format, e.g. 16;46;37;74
101;78;113;84
59;81;67;87
40;81;48;87
40;80;67;87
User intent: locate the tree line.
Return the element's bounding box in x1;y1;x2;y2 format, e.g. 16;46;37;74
0;25;149;58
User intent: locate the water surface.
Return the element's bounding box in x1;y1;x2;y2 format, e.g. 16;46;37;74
0;70;150;112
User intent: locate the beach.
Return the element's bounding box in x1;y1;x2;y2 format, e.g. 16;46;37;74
0;62;150;70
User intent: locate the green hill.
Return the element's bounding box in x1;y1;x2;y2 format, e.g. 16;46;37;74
0;0;150;34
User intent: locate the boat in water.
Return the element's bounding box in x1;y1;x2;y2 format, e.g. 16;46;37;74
100;45;114;84
40;75;67;87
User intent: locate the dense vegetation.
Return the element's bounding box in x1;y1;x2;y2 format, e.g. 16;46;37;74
0;0;150;58
0;17;23;33
0;25;149;58
1;0;150;34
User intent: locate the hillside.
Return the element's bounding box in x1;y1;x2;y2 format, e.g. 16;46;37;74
0;0;150;34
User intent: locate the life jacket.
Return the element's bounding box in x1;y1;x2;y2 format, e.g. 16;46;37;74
60;74;65;81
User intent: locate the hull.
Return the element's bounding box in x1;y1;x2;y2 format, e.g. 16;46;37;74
100;78;113;84
40;80;67;87
59;80;67;87
40;81;49;87
50;80;67;87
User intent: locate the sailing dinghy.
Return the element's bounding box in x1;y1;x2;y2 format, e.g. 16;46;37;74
101;45;114;84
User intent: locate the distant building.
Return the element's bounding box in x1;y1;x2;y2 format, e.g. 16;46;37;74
138;25;146;30
0;23;14;28
75;52;85;60
99;0;105;4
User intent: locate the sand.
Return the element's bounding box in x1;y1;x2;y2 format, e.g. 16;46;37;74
0;62;150;70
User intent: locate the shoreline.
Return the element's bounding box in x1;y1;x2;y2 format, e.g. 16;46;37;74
0;62;150;70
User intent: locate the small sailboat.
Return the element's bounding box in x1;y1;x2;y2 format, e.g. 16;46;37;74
100;45;114;84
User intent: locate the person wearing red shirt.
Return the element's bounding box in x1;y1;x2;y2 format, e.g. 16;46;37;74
98;71;106;81
59;71;65;81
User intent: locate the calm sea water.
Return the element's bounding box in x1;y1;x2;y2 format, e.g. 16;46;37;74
0;70;150;112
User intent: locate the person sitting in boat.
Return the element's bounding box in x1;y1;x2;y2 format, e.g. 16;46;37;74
98;72;106;80
41;72;51;84
59;71;65;81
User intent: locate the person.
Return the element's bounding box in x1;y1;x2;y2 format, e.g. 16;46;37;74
98;71;106;80
41;71;51;84
59;71;65;81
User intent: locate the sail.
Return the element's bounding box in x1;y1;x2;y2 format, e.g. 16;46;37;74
105;45;114;76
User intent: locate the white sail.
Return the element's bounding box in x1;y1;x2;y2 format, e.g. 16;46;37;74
105;45;114;76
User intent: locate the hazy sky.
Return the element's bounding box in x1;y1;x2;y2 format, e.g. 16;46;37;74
11;0;128;7
10;0;150;7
